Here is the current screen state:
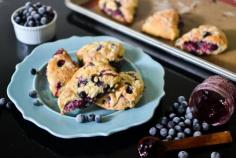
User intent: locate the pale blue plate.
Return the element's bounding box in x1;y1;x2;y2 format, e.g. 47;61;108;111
7;36;165;138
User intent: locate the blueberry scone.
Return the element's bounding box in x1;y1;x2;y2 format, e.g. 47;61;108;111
95;71;144;110
142;9;180;41
46;48;79;97
76;41;124;66
58;65;121;114
98;0;138;24
175;25;228;55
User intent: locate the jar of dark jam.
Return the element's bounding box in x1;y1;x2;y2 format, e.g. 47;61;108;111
189;76;236;126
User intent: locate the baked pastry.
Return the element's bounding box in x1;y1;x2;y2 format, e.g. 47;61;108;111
58;64;121;114
98;0;138;24
175;25;228;55
76;41;124;66
142;9;180;41
46;48;79;97
95;71;144;110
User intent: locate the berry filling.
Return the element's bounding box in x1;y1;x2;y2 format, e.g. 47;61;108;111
203;31;212;38
183;41;218;55
96;45;102;51
57;60;65;67
77;77;88;87
102;1;124;18
54;48;64;56
126;85;133;94
63;100;87;113
55;82;62;96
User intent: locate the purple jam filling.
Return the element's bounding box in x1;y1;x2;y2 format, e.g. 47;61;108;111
57;60;65;67
96;45;102;51
63;100;87;113
55;82;62;96
54;48;64;56
77;77;88;87
203;31;212;38
183;41;218;55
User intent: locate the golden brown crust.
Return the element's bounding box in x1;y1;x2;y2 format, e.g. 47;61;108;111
175;25;228;55
142;9;180;41
46;49;79;97
98;0;138;24
95;71;144;110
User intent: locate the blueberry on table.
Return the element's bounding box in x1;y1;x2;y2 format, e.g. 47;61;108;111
193;123;201;131
160;128;168;137
178;151;189;158
174;125;182;132
184;128;191;136
173;117;180;123
211;152;220;158
76;114;86;123
155;123;163;130
202;122;210;131
149;127;157;136
178;96;186;103
167;121;175;128
184;119;191;126
177;132;185;139
95;114;102;123
193;131;202;137
178;121;185;127
169;113;176;119
29;90;37;98
168;128;175;136
185;112;193;120
181;101;188;107
0;98;7;107
166;135;172;141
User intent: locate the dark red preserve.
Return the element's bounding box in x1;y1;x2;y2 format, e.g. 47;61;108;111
189;76;236;126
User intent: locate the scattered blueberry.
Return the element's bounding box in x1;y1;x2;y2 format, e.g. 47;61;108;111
166;135;172;140
0;98;7;107
29;90;37;98
193;131;202;137
88;113;95;122
168;128;175;136
149;127;157;136
184;128;191;135
169;113;176;119
161;116;168;125
202;122;210;131
160;128;168;137
178;151;189;158
167;121;175;128
177;132;185;139
178;96;186;103
184;119;191;126
155;123;163;129
174;125;182;132
33;99;42;106
76;114;86;123
30;68;37;75
211;152;220;158
173;117;180;124
95;114;102;123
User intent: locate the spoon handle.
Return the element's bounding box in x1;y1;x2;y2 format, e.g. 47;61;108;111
164;131;232;151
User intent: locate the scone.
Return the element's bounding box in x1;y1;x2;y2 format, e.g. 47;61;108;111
175;25;228;55
46;48;79;97
95;71;144;110
142;9;180;41
76;41;124;66
58;64;121;114
98;0;138;24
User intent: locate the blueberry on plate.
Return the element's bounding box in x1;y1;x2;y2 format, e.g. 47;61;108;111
178;151;189;158
76;114;86;123
95;114;102;123
166;135;172;140
29;90;37;98
211;152;220;158
0;98;7;107
193;131;202;137
30;68;37;75
169;113;176;119
32;99;42;106
88;113;95;122
149;127;157;136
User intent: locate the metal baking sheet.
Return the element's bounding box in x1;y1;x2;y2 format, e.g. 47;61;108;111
65;0;236;81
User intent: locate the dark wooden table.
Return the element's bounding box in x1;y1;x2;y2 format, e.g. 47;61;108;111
0;0;235;157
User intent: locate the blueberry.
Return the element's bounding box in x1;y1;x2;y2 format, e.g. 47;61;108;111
185;112;193;120
167;121;175;128
95;114;102;123
177;132;185;139
30;68;37;75
202;122;210;131
173;117;180;124
184;128;191;135
155;123;163;130
36;2;42;8
161;117;168;125
177;106;185;114
15;16;21;23
168;128;175;136
193;118;199;125
0;98;7;107
46;6;53;13
193;123;201;131
25;2;32;8
169;113;176;119
178;122;185;127
76;114;86;123
28;7;34;13
174;137;180;140
178;96;186;103
160;128;168;137
166;135;172;140
31;11;37;16
193;131;202;137
178;151;189;158
174;125;182;132
79;91;87;98
184;119;191;126
173;102;179;109
33;13;41;20
181;101;188;107
27;15;33;21
149;127;157;136
38;7;46;15
186;107;191;114
40;17;47;25
28;20;35;27
6;101;14;109
88;113;95;122
33;99;42;106
211;152;220;158
29;90;37;98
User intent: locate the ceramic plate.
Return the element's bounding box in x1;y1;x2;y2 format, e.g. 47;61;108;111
7;36;165;138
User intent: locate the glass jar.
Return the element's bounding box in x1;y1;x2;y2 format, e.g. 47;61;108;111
189;76;236;126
